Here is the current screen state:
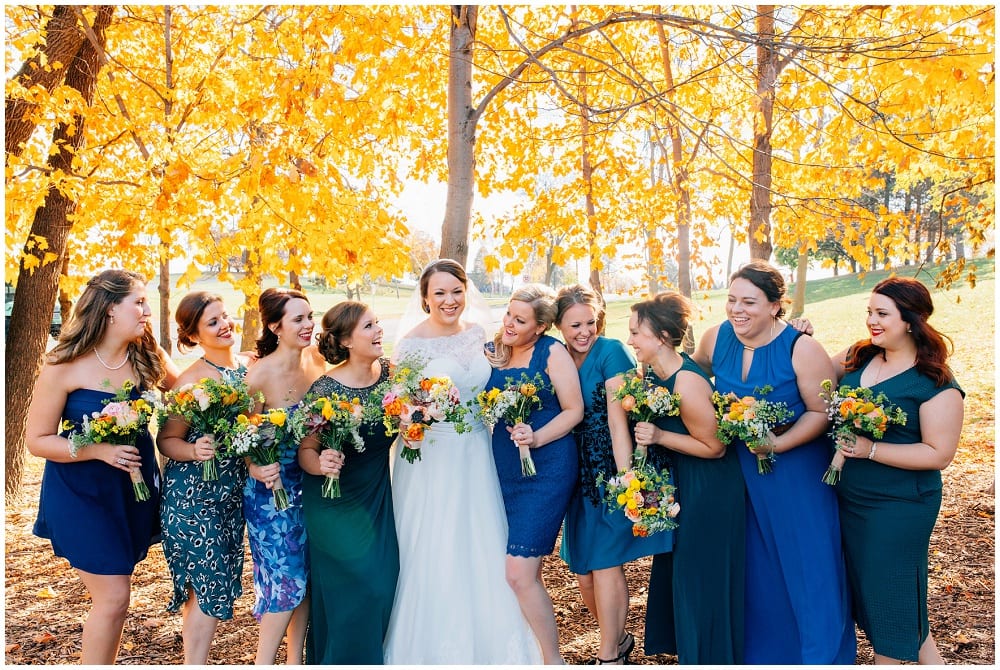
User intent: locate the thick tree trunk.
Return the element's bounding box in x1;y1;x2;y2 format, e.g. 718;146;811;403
5;5;114;502
4;5;87;162
749;6;776;261
439;6;477;267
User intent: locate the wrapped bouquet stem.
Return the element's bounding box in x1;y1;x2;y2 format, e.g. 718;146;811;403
613;367;681;470
227;409;292;511
819;380;906;485
291;394;366;499
475;373;548;478
712;386;792;475
67;380;158;502
158;377;257;481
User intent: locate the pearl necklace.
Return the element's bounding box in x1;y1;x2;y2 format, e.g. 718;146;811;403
95;348;129;370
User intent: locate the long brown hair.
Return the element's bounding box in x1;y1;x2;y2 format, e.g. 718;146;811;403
47;269;165;390
843;276;955;386
256;287;310;357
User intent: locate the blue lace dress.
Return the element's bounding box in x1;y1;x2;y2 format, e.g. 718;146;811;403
243;402;309;619
34;387;161;575
560;337;672;574
488;333;578;557
713;321;855;664
160;359;248;620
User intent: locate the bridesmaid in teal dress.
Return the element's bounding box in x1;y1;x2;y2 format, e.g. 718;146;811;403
26;269;176;665
830;277;964;664
242;287;327;665
693;261;855;664
299;301;399;664
627;292;746;664
486;284;584;664
554;285;667;664
157;292;250;664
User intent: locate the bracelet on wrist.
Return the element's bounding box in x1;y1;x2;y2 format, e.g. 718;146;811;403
868;441;878;460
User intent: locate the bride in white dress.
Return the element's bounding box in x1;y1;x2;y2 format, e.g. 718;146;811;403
383;259;542;664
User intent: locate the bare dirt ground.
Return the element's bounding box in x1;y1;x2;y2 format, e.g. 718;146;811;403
5;442;994;665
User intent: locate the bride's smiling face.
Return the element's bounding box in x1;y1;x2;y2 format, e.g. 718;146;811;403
424;271;466;327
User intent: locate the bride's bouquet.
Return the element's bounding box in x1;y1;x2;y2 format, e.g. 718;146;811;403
67;380;159;501
227;408;292;511
475;372;548;477
819;379;906;485
613;367;681;469
380;354;470;464
596;464;680;537
290;394;365;498
159;377;257;481
712;386;792;475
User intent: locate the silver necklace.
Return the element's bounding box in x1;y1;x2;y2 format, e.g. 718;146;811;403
95;348;129;370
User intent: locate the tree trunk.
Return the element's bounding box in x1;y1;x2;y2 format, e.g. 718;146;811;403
4;5;87;162
790;248;808;318
159;254;172;354
655;19;692;301
439;6;477;267
5;5;114;503
749;6;777;261
240;257;261;353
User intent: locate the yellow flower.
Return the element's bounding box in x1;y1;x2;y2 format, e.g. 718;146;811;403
268;409;287;427
321;399;334;421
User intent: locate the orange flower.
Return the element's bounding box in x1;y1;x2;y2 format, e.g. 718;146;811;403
419;378;433;392
404;423;425;441
222;390;239;406
384;398;403;417
620;395;637;412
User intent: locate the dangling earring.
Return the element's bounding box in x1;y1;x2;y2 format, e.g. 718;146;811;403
421;300;430;314
110;314;115;325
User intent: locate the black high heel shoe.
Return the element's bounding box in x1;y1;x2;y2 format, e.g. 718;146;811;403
618;631;635;664
593;632;635;664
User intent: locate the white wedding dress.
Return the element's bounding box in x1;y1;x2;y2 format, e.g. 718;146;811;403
383;324;542;664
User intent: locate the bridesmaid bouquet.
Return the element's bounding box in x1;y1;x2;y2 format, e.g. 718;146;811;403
613;367;681;469
596;464;680;537
227;409;292;511
380;355;470;464
819;379;907;485
290;393;365;498
475;372;548;477
712;386;792;475
67;380;159;501
159;377;258;481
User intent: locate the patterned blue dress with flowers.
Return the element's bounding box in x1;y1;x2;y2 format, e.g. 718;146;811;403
160;359;248;620
34;387;161;575
243;402;309;619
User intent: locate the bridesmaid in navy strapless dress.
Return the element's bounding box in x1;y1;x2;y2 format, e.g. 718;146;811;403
25;269;175;665
35;387;161;574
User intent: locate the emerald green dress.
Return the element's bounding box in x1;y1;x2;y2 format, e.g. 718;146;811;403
642;355;747;664
301;361;399;665
837;363;963;661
